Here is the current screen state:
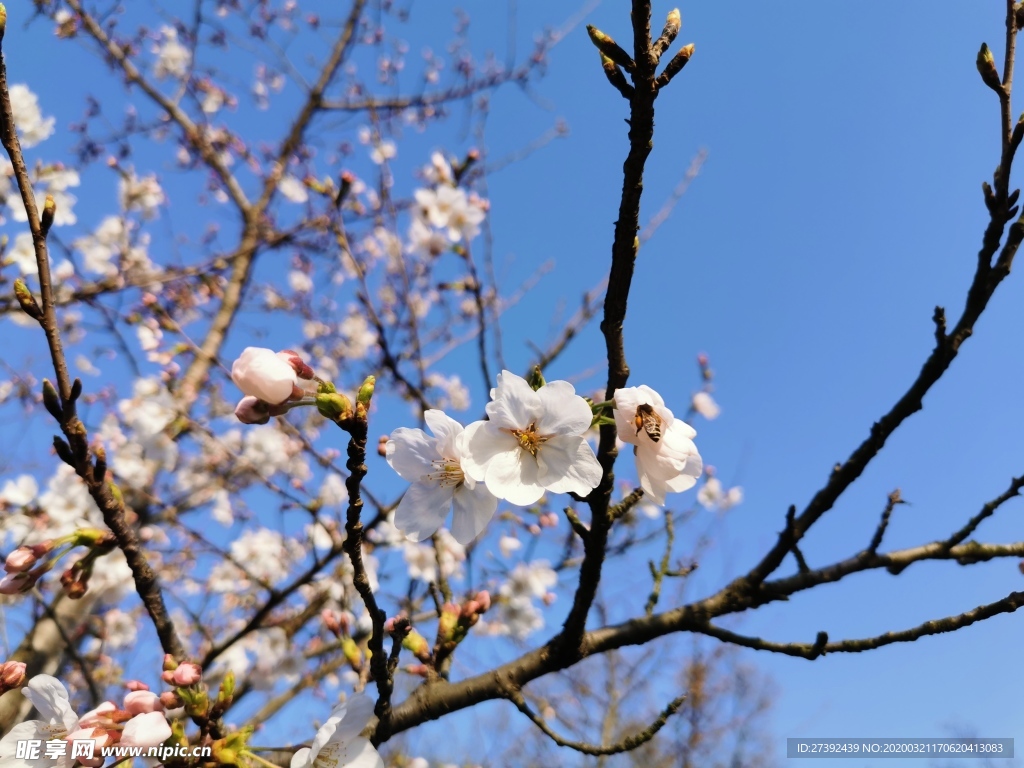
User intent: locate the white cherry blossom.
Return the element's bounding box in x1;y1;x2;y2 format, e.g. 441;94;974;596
290;695;384;768
460;371;602;506
691;391;720;420
387;410;498;544
8;84;55;148
0;675;79;768
613;385;702;505
153;26;191;80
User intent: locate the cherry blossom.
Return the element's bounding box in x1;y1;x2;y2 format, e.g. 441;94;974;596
460;371;602;506
0;675;79;768
691;391;720;420
8;84;54;148
231;347;315;406
387;410;498;544
290;695;384;768
613;385;702;505
152;26;191;80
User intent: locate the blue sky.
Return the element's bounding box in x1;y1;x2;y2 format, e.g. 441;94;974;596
2;1;1024;766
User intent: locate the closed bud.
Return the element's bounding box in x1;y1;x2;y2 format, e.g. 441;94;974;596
0;661;26;692
13;279;41;320
42;379;63;421
357;375;376;405
217;670;235;703
402;630;431;661
586;25;634;72
316;392;352;421
0;4;7;42
53;436;75;467
977;43;1002;91
4;546;37;573
159;691;183;709
172;662;202;686
163;653;178;672
657;43;695;88
40;194;56;233
341;636;362;666
527;365;546;391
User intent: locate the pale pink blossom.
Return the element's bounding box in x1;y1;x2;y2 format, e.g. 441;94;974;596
230;347;314;405
119;711;171;748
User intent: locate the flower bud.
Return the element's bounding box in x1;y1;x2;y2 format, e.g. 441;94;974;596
13;279;41;320
277;349;316;382
0;571;34;594
473;590;491;613
402;630;431;661
171;662;202;686
234;395;271;425
40;194;56;233
321;608;342;636
0;660;26;693
977;43;1002;91
159;691;183;709
4;547;37;573
230;346;304;405
163;653;178;671
357;375;376;405
438;602;460;641
125;680;149;692
316;392;352;421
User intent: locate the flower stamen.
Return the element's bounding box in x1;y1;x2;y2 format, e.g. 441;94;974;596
506;422;549;456
423;458;465;488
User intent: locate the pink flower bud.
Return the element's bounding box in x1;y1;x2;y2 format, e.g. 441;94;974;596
474;590;491;613
230;346;303;405
0;571;34;595
0;660;26;692
125;680;149;692
697;353;709;367
161;670;175;684
159;691;183;709
539;512;559;528
4;547;37;573
234;396;271;425
383;616;397;633
542;592;557;606
321;609;341;636
528;524;541;536
124;690;164;715
405;663;429;677
172;662;202;686
162;654;177;671
120;711;172;748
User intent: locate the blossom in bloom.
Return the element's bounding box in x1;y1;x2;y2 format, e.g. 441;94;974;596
5;232;37;276
279;175;309;203
0;675;79;767
387;410;498;544
697;475;743;512
119;172;165;218
290;694;384;768
8;84;55;148
461;371;602;506
691;391;720;420
370;139;396;165
153;26;191;80
613;385;702;505
231;347;315;406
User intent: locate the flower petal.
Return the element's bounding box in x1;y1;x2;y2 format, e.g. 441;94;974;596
484;445;544;506
334;695;376;744
336;738;386;768
22;674;75;729
0;721;50;767
538;435;602;496
394;481;454;542
423;409;463;459
459;421;516;482
386;427;439;482
536;380;592;436
120;711;172;747
485;371;540;430
290;747;311;768
451;480;498;544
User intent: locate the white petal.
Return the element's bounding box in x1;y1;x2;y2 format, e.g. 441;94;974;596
536;380;592;436
23;674;74;727
450;480;498;544
485;371;540;430
330;694;376;745
394;482;453;541
459;421;516;482
0;721;49;768
538;435;602;496
423;409;463;458
290;747;311;768
386;427;438;482
484;446;544;506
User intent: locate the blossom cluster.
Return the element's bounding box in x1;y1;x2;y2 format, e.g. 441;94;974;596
230;351;705;548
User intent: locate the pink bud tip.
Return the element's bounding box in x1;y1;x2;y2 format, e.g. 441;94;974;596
159;691;183;709
0;660;27;691
123;690;164;715
474;590;491;612
124;680;149;692
171;662;202;686
4;547;38;573
528;524;541;536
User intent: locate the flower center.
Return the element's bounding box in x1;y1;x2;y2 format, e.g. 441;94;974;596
423;458;465;488
507;422;548;456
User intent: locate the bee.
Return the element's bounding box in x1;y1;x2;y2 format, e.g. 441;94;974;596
633;403;663;443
